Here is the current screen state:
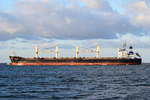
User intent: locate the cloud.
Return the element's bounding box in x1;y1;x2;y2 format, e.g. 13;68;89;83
2;33;148;49
81;0;111;10
126;0;150;31
0;12;23;40
0;0;146;41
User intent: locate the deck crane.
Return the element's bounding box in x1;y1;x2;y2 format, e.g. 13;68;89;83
75;46;100;58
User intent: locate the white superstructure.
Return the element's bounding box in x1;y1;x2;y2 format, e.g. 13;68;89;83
117;48;128;58
117;44;141;58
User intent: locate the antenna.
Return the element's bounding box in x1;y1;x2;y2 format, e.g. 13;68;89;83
123;42;127;49
55;46;59;58
11;50;16;56
96;46;100;57
76;46;79;58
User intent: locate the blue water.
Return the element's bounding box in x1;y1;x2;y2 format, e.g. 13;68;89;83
0;64;150;100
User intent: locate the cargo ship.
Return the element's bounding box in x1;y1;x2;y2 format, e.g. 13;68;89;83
9;44;142;66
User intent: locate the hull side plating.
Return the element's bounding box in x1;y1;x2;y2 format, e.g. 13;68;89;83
9;56;142;66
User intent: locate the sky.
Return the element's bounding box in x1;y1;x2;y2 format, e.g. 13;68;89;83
0;0;150;63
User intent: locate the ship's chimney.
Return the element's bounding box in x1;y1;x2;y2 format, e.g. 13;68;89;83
96;46;100;58
55;46;59;58
76;46;79;58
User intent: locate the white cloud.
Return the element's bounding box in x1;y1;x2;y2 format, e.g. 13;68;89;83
0;22;18;33
81;0;108;9
0;13;21;33
0;0;144;41
0;0;148;46
127;1;150;29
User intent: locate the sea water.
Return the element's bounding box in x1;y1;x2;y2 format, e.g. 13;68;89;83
0;64;150;100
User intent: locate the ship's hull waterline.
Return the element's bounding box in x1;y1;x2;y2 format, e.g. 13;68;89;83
10;62;141;66
9;56;142;66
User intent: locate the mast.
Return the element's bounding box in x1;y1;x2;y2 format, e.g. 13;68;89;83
55;46;59;58
76;46;79;58
123;42;127;49
96;46;100;58
35;46;39;58
11;50;16;56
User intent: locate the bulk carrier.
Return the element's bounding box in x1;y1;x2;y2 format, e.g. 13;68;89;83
9;44;142;66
